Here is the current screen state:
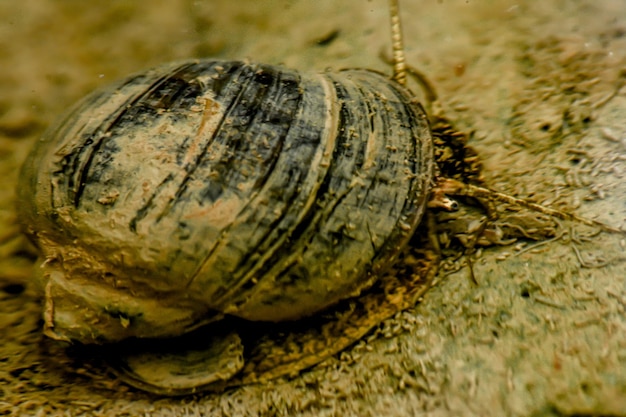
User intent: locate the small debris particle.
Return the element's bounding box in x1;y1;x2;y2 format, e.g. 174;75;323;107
533;295;566;309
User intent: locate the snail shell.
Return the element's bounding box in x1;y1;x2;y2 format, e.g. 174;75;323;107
19;60;434;344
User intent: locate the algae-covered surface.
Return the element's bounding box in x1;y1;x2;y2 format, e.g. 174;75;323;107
1;1;626;416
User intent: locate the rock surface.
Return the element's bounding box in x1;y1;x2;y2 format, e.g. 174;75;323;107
1;0;625;416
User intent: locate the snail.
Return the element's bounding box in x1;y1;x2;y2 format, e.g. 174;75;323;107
17;0;623;396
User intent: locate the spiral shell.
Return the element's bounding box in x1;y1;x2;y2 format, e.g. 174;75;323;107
19;60;434;344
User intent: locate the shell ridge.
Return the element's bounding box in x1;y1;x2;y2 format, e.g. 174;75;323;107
345;71;433;273
221;71;420;320
181;64;300;291
138;62;258;231
68;62;198;209
321;70;430;284
198;71;335;311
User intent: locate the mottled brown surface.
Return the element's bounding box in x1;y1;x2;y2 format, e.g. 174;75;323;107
1;0;626;416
